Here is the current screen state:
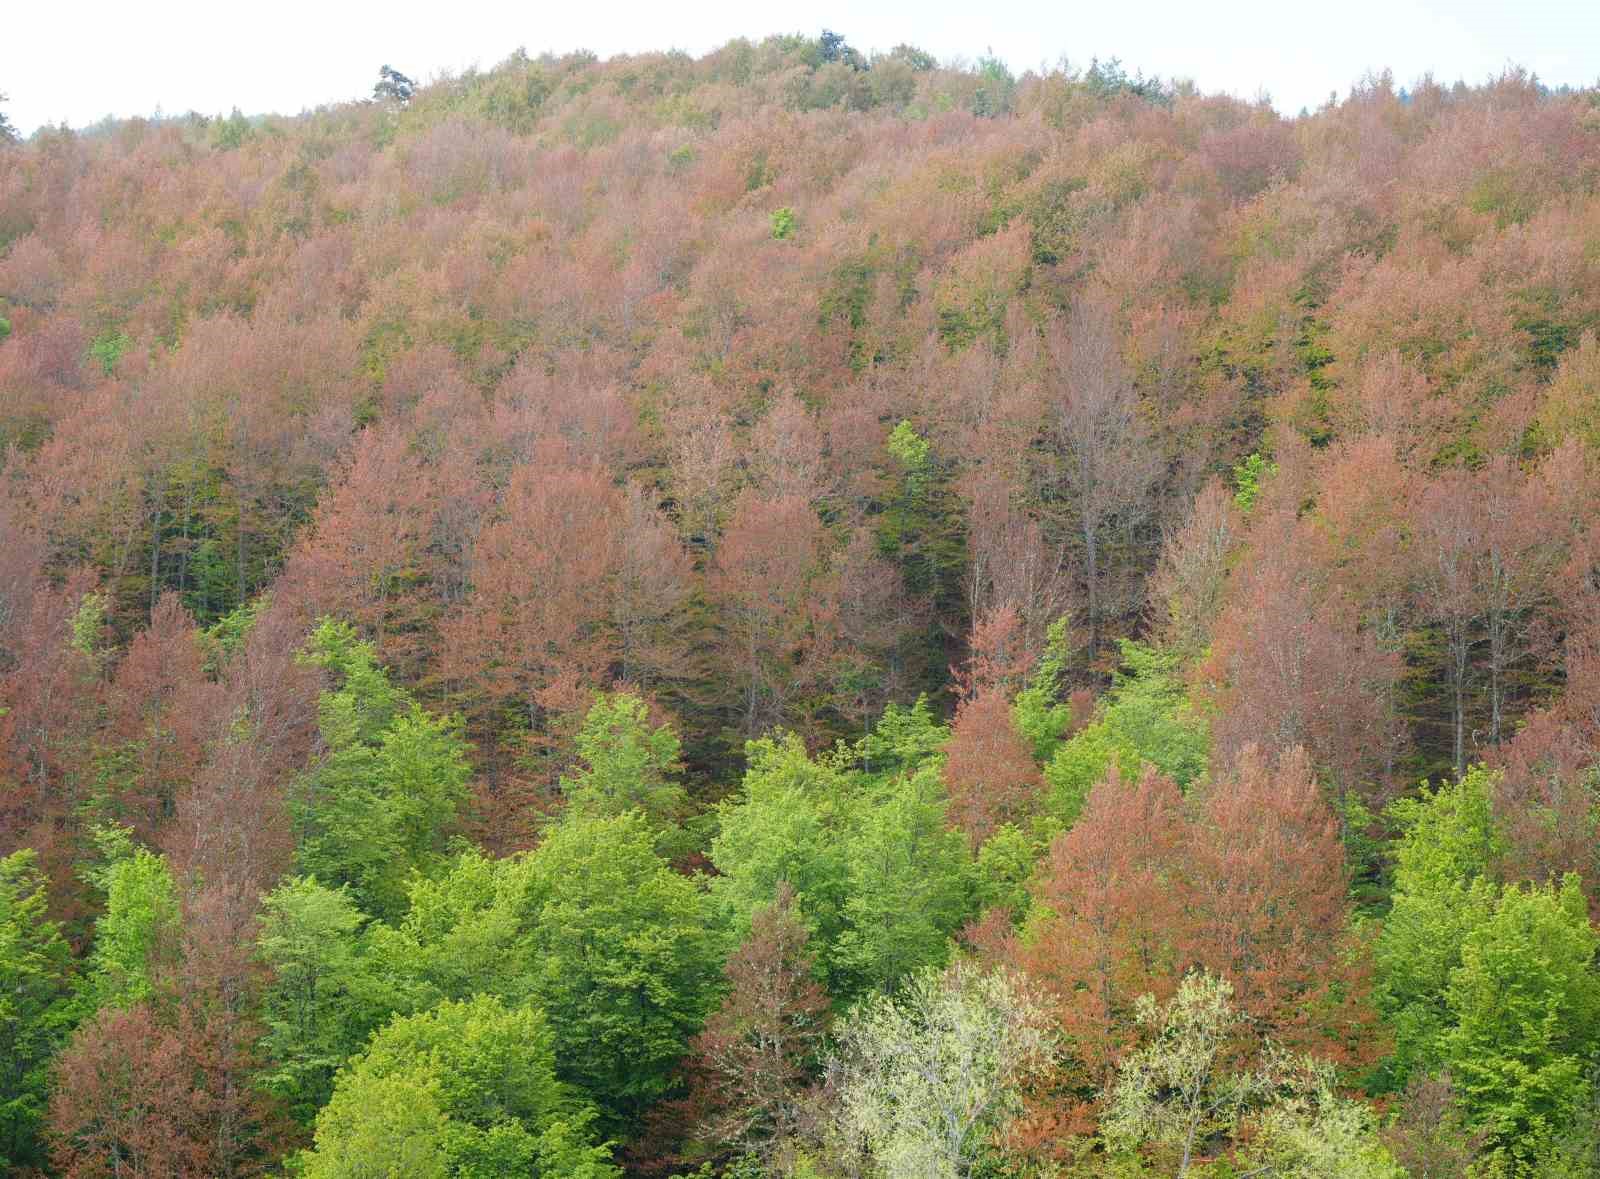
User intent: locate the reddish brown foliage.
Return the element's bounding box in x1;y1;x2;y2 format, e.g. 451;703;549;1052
105;594;219;840
1207;505;1400;803
710;491;836;738
1012;765;1188;1142
943;686;1043;847
1181;745;1379;1065
687;884;830;1162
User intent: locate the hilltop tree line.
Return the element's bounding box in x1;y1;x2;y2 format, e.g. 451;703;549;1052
4;30;1600;1177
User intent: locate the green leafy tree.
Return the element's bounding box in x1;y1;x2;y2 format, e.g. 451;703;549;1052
854;696;950;783
1041;641;1208;826
711;732;853;957
509;811;720;1129
87;839;179;1008
292;619;470;919
1232;451;1278;511
0;850;79;1171
1242;1067;1404;1179
371;814;720;1132
1010;618;1074;763
363;848;515;1011
834;766;975;996
304;1068;452;1179
1374;768;1503;1084
713;735;974;1001
257;876;384;1123
1441;875;1600;1166
973;823;1037;925
561;691;689;847
970;53;1017;118
303;994;619;1178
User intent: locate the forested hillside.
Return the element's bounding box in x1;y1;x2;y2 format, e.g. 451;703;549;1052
4;34;1600;1177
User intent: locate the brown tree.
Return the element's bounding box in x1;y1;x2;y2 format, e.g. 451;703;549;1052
942;685;1042;848
710;490;835;738
1012;765;1189;1142
104;593;219;840
442;452;624;729
1180;745;1375;1064
50;1004;211;1179
1148;478;1237;658
1044;293;1161;660
687;884;830;1165
1206;506;1399;810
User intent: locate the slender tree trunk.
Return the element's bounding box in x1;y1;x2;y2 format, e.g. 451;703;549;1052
1084;520;1100;661
149;488;163;614
1452;630;1468;779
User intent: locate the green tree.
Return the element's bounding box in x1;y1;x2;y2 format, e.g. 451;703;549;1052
509;811;720;1129
364;848;515;1011
373;65;417;104
87;839;179;1008
875;422;968;695
304;1069;452;1179
1242;1068;1404;1179
710;733;852;960
561;691;689;847
713;735;975;1001
292;619;470;919
371;814;720;1132
0;850;79;1171
834;766;974;996
0;92;16;145
303;995;619;1179
1232;450;1278;511
854;696;950;783
1441;875;1600;1167
257;876;383;1123
1010;618;1074;763
1374;769;1503;1084
1041;641;1208;827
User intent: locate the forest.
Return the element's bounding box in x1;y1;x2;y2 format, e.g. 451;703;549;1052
2;30;1600;1178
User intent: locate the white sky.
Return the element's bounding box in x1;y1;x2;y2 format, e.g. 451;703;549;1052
5;0;1598;134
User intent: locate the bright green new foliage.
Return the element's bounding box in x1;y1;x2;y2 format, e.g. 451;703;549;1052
711;735;975;1001
1374;768;1503;1084
507;811;720;1129
292;619;470;919
1042;641;1208;827
373;813;720;1131
1441;875;1600;1165
854;696;949;783
0;850;79;1172
304;1069;453;1179
1011;618;1074;763
364;849;517;1010
562;691;689;845
711;733;852;957
257;876;384;1123
833;766;974;997
88;840;179;1008
301;995;620;1179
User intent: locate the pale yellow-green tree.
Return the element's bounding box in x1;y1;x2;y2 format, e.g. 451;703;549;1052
833;961;1051;1179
